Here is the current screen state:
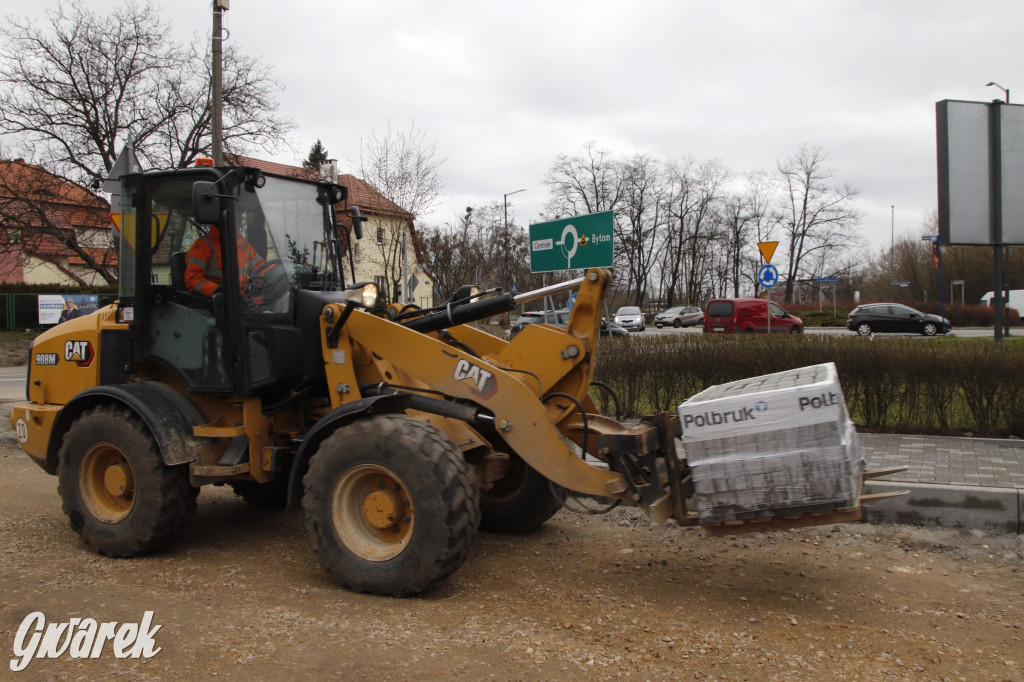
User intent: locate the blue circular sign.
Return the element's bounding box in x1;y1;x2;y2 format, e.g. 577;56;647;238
758;264;779;288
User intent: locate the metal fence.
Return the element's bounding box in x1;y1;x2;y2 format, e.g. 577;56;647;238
0;294;118;331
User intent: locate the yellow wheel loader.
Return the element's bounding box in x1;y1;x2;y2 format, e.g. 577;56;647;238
10;162;894;597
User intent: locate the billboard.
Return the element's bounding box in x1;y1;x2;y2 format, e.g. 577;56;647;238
936;99;1024;245
39;294;99;326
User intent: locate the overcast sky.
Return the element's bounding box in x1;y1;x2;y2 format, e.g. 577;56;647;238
2;0;1021;254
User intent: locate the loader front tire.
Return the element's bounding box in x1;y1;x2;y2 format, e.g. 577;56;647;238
57;405;197;557
302;415;479;596
480;456;564;533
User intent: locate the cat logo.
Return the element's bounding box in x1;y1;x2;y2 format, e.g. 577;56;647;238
453;358;497;399
64;340;95;368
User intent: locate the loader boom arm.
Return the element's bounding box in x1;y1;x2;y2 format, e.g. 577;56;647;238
320;269;638;499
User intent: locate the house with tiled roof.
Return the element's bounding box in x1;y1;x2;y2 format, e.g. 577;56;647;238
0;160;116;286
225;154;434;306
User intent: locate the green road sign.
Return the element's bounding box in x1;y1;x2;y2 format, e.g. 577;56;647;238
529;211;614;273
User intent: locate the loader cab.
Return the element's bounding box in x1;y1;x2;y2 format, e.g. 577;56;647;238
115;166;350;400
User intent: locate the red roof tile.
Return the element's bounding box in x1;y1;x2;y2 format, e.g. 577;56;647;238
0;161;117;274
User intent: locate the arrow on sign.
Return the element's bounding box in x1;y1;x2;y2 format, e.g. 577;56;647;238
758;264;779;288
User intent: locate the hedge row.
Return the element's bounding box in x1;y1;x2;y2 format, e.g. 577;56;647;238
591;335;1024;438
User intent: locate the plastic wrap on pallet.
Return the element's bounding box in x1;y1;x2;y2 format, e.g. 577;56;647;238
678;363;864;524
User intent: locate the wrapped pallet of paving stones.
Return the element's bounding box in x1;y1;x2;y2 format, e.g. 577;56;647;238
678;362;864;524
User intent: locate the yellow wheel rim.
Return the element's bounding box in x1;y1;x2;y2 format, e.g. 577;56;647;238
331;464;413;561
79;444;135;523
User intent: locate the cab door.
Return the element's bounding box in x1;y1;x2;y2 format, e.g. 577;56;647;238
129;173;238;394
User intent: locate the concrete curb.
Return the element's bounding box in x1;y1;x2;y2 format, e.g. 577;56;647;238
863;480;1022;534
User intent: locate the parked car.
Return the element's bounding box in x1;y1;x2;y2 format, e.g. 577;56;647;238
703;298;804;334
654;305;704;328
846;303;951;336
601;319;629;337
510;310;570;338
510;310;629;339
613;306;645;331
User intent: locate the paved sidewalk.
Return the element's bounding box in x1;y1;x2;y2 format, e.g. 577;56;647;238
860;432;1024;489
859;433;1024;534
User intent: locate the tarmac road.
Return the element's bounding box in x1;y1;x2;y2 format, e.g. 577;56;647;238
645;325;1000;338
0;367;24;401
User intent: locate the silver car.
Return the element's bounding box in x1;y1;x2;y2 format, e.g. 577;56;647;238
654;305;704;328
614;306;645;332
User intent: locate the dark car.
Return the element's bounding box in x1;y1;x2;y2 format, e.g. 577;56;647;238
846;303;951;337
654;305;703;328
510;310;628;339
601;319;629;337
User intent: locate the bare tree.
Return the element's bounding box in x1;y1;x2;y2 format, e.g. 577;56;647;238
543;142;621;219
742;171;781;297
719;194;753;298
776;144;862;302
349;123;446;306
0;0;293;181
420;201;546;309
158;40;294;171
664;158;731;305
355;122;447;219
615;154;666;305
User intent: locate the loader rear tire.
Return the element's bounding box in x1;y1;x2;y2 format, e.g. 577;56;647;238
302;414;479;597
480;456;564;534
57;405;197;557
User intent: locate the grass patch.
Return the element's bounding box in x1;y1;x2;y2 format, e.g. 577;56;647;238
0;330;34;367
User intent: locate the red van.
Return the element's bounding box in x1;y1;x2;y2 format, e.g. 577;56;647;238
703;298;804;334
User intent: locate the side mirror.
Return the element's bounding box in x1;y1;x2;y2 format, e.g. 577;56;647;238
192;181;222;225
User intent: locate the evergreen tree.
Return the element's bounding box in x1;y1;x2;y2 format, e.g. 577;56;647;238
302;139;329;171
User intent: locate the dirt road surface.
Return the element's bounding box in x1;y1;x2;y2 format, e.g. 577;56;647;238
1;412;1022;681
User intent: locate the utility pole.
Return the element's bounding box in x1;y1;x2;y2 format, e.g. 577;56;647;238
502;189;526;292
212;1;229;166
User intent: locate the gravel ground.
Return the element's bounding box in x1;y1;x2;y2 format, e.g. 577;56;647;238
1;409;1022;681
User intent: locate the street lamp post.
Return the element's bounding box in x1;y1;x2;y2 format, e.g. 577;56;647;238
987;82;1011;337
986;81;1010;104
503;188;526;292
890;205;894;299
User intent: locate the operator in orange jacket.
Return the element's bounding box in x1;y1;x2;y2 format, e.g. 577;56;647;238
184;224;274;299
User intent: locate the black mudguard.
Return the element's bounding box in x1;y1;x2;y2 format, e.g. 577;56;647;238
43;382;211;474
284;393;412;510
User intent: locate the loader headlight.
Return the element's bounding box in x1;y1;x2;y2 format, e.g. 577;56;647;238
449;284;479;304
345;281;378;308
